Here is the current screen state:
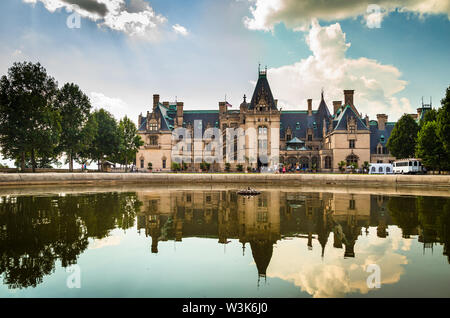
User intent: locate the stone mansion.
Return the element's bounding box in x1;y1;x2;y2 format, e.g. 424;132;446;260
136;69;428;172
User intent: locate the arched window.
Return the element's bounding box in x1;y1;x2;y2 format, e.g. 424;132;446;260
346;154;358;166
312;156;319;169
386;167;391;173
379;166;383;173
371;167;376;172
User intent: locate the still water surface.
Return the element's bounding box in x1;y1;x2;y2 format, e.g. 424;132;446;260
0;187;449;297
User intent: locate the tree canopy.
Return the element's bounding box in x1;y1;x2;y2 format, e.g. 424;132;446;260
0;62;61;172
386;114;419;159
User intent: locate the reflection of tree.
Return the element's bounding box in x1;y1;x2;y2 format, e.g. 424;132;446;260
0;192;142;289
388;195;450;262
387;196;419;238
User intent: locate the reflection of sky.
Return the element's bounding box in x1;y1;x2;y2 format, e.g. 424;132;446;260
1;225;449;298
268;226;410;297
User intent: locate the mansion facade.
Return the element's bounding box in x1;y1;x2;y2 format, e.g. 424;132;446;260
136;69;426;172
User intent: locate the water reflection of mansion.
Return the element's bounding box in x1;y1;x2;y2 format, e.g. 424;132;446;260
137;191;408;277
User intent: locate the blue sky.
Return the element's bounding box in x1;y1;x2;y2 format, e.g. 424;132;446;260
0;1;449;162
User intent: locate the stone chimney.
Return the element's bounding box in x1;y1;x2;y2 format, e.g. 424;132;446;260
176;102;184;126
365;115;369;128
377;114;388;130
274;99;278;107
138;113;143;127
333;101;342;115
307;99;312;116
417;107;423;118
153;94;160;111
163;101;169;107
344;90;354;107
219;101;227;114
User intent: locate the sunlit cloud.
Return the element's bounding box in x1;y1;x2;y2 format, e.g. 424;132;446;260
244;0;450;31
266;20;412;120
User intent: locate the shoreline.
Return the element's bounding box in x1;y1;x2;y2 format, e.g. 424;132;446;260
0;172;449;189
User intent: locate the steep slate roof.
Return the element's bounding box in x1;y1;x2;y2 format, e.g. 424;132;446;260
249;71;277;110
138;117;147;131
333;105;369;131
182;110;220;134
280;96;332;140
369;121;395;154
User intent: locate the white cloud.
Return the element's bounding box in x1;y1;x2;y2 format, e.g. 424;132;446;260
266;20;412;120
172;24;189;36
22;0;181;40
90;92;130;120
244;0;450;31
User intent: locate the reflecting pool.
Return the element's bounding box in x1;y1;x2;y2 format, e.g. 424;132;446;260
0;186;449;297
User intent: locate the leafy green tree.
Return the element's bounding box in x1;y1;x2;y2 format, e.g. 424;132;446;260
0;62;61;172
437;86;450;156
386;114;419;159
338;160;346;172
116;116;143;172
86;109;119;171
416;121;446;173
56;83;92;172
171;162;181;172
75;113;98;169
419;108;438;129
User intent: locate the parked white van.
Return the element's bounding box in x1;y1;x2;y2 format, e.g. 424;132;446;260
369;163;394;175
393;158;424;174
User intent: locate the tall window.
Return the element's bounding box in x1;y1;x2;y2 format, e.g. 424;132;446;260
162;159;166;169
349;139;355;149
286;134;291;141
325;156;332;169
258;126;267;135
349;199;355;210
233;135;238;161
140;159;144;169
149;135;158;146
308;134;312;141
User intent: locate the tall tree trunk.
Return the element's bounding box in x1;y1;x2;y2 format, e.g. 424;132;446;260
69;151;73;172
20;152;25;172
31;148;36;173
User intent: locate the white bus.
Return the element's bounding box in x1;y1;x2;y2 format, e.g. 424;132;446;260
393;158;424;174
369;163;394;175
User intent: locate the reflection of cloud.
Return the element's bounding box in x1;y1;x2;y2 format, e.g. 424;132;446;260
267;229;408;297
89;236;121;250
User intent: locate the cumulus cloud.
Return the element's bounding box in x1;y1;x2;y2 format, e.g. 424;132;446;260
266;20;412;120
22;0;185;40
90;92;130;120
244;0;450;31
